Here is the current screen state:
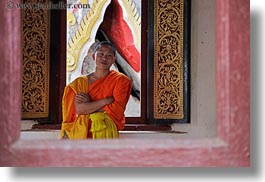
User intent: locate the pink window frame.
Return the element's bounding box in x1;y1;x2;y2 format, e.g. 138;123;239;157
0;0;249;167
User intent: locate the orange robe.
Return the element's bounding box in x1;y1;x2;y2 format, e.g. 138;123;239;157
61;70;132;139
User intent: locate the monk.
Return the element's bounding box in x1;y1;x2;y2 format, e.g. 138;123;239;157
61;41;132;139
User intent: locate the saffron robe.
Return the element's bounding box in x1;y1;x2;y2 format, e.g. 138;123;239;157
61;70;132;139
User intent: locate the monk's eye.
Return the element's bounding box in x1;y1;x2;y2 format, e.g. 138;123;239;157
107;55;113;59
97;53;104;57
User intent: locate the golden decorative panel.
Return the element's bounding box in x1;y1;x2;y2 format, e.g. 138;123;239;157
154;0;184;119
22;0;50;118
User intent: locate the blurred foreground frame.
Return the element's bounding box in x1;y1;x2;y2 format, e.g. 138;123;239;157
0;0;249;167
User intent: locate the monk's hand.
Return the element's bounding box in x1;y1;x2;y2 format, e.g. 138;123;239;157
104;96;114;105
75;93;91;103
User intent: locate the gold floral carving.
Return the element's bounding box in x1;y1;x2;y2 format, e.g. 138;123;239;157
22;0;50;118
154;0;184;119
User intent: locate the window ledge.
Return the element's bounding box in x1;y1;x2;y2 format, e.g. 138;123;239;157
28;123;173;132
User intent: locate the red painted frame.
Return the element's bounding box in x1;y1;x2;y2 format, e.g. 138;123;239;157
0;0;249;167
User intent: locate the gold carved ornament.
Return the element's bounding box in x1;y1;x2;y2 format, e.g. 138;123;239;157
154;0;184;119
22;0;50;118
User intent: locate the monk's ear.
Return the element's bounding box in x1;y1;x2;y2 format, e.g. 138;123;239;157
92;53;95;60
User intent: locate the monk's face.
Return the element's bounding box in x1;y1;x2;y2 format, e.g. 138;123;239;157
93;45;116;70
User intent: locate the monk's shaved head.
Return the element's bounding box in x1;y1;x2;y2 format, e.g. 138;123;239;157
94;41;116;56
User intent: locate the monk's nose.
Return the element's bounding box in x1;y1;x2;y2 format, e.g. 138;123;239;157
103;55;109;60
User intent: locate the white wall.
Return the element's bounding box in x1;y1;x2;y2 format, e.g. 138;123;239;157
171;0;216;138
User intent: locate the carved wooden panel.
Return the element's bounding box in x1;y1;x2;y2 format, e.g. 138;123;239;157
21;0;50;118
153;0;184;119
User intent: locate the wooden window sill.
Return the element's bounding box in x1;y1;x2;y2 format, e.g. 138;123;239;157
29;123;172;132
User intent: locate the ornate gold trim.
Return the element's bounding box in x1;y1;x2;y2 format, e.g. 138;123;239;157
67;0;111;71
21;0;50;118
154;0;184;119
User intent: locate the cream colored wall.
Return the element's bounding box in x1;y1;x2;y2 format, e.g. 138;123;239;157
171;0;216;138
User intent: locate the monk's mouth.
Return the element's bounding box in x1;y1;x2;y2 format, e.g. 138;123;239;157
99;61;108;65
